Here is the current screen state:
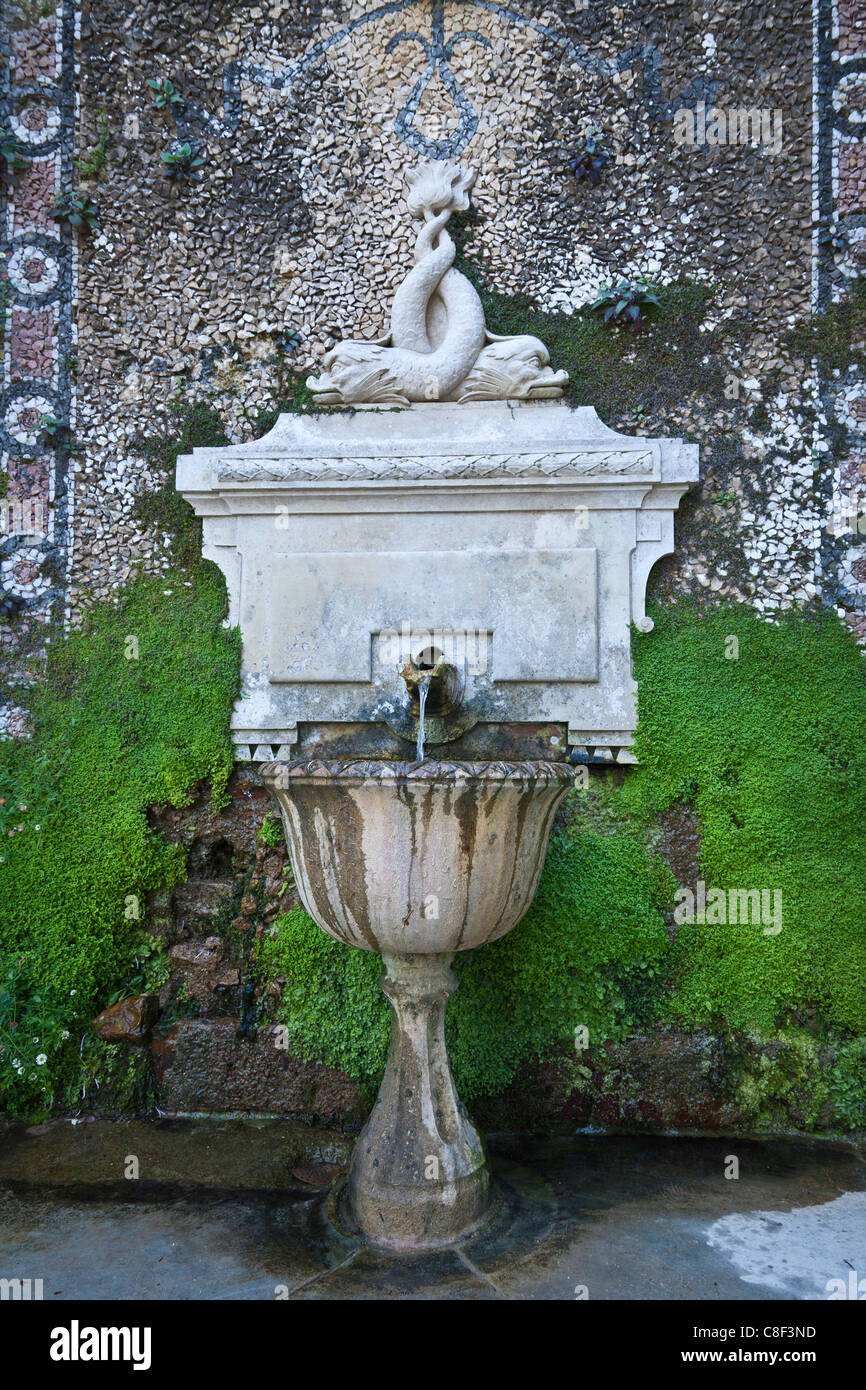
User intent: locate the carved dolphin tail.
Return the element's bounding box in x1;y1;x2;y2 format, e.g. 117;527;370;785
307;161;568;406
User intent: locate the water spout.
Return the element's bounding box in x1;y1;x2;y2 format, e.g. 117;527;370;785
401;650;463;759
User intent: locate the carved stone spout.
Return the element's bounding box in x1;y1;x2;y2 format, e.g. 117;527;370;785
307;162;568;407
400;654;463;717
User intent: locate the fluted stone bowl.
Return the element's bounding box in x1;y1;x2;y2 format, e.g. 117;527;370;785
260;759;576;956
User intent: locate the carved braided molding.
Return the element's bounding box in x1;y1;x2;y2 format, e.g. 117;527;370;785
218;450;655;483
260;758;578;785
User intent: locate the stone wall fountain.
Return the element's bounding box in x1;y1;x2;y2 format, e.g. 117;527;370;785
178;161;697;1250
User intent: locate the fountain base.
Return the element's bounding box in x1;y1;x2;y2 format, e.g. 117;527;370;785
347;951;490;1250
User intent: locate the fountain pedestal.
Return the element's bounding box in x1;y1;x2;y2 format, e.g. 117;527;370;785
348;952;488;1249
262;757;575;1249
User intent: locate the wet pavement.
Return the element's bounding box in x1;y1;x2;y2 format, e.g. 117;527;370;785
0;1120;863;1300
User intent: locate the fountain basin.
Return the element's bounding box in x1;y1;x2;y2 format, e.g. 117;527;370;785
261;758;576;1249
260;759;575;956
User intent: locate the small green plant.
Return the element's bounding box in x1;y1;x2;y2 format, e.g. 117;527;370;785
74;109;111;179
39;414;77;456
258;815;284;849
40;413;63;439
589;277;661;332
51;188;98;232
0;777;38;854
147;77;185;112
277;327;303;355
105;934;169;1005
0;955;75;1114
1;126;28;192
568;126;610;185
133;398;229;563
159;140;204;185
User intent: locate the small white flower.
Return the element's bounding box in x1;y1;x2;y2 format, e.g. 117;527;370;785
69;988;76;996
11;1058;20;1068
61;1030;70;1040
36;1054;47;1065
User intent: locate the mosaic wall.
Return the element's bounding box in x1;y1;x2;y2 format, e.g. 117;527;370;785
1;0;76;732
1;0;865;731
818;0;866;638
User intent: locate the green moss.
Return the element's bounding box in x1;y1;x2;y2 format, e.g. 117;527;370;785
447;829;673;1099
480;280;721;424
258;814;284;849
786;276;866;374
67;1036;156;1116
0;562;241;1114
730;1034;866;1133
733;1034;828;1131
133;397;229;566
247;369;317;440
827;1038;866;1130
257;906;390;1102
622;602;866;1037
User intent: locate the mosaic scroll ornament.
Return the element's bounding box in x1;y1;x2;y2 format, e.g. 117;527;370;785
182;0;714;160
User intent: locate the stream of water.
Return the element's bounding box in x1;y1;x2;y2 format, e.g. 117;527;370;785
416;672;431;761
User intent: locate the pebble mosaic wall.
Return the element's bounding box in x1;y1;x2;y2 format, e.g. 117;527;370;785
1;0;865;734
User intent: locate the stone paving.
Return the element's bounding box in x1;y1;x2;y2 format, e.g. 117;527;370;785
0;1119;863;1300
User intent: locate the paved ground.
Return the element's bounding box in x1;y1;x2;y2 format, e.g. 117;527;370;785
0;1121;863;1300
